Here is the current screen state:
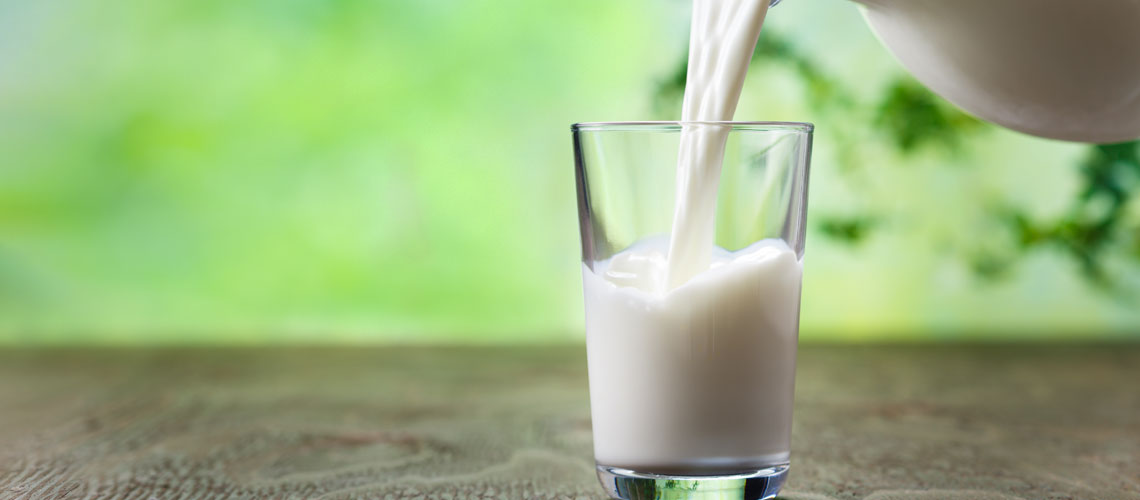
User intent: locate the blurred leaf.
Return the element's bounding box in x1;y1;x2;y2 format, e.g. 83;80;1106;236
653;54;688;118
874;79;984;153
816;215;876;245
986;141;1140;290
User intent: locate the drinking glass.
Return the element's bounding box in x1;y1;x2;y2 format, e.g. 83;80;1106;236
571;121;813;500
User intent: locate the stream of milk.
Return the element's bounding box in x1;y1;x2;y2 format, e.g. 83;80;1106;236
584;0;803;473
665;0;770;289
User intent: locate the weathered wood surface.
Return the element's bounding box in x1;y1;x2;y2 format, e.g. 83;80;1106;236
0;345;1137;500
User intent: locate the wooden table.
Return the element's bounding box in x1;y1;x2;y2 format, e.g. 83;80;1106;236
1;345;1137;499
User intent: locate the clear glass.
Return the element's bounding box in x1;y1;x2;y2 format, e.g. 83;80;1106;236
571;121;813;500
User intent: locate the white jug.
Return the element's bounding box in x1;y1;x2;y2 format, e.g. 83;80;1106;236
856;0;1140;143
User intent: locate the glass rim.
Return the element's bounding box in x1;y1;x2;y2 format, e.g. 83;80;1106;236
571;121;814;133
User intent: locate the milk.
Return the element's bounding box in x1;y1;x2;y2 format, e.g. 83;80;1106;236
583;0;797;472
666;0;770;289
585;238;801;472
577;0;805;475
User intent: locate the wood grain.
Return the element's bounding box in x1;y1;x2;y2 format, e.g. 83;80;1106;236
0;345;1137;499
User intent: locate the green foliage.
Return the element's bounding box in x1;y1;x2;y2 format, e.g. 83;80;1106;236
988;141;1140;289
0;0;648;341
753;32;848;109
0;0;1136;342
874;80;984;153
817;216;877;245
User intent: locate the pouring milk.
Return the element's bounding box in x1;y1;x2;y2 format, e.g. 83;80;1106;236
584;0;803;473
665;0;770;288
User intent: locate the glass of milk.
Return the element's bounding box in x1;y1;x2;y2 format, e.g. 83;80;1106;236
572;121;813;500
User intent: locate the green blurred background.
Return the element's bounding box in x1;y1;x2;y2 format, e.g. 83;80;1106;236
1;0;1138;344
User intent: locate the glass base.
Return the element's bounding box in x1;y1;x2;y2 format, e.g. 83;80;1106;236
596;464;789;500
